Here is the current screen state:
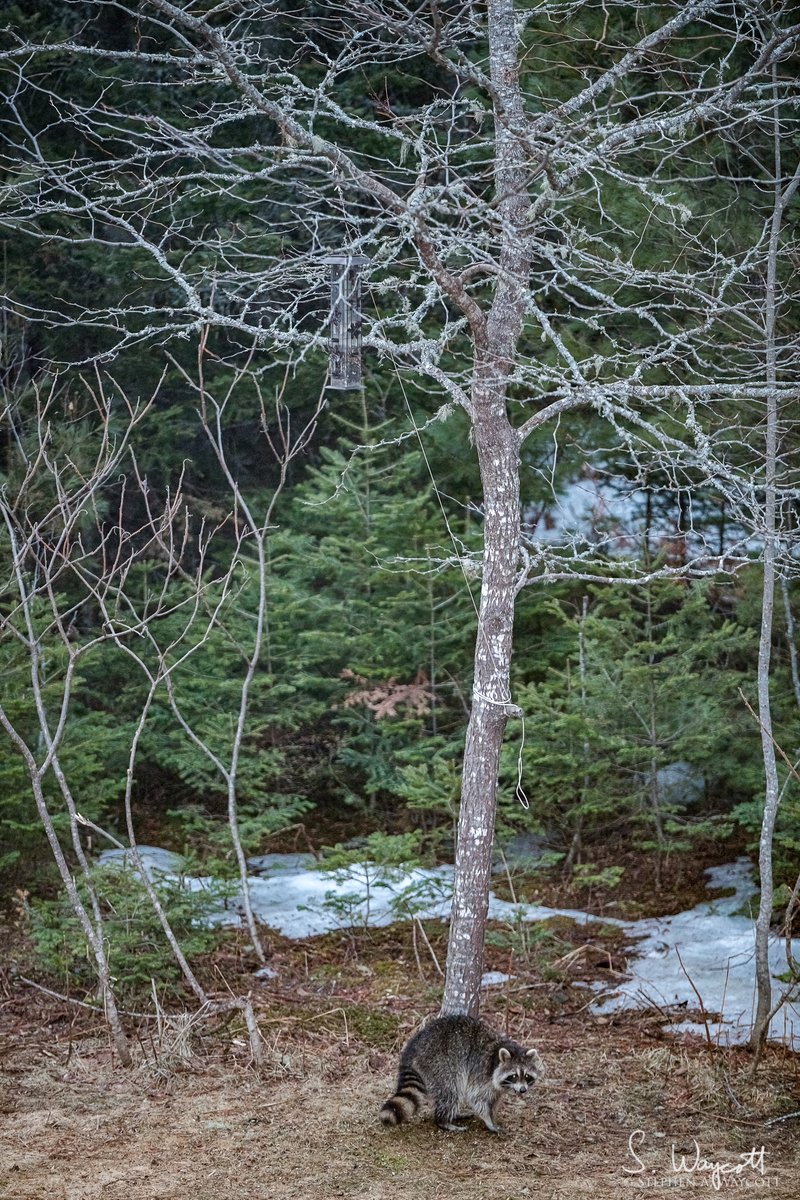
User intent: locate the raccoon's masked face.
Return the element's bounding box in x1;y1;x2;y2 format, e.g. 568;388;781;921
495;1046;543;1094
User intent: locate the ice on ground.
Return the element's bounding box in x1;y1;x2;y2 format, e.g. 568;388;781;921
248;853;317;874
100;846;456;938
481;971;513;987
98;848;800;1049
99;847;607;939
100;846;185;875
591;858;800;1049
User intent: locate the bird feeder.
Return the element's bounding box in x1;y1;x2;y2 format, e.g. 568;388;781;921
323;253;370;389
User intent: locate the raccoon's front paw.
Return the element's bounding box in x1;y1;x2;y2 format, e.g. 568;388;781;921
438;1122;468;1133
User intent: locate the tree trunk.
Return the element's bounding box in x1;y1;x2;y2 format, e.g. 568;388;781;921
749;65;783;1056
750;487;778;1056
441;0;530;1016
442;383;521;1015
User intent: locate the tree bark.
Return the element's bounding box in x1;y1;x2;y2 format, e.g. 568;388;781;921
749;65;784;1057
442;380;522;1014
750;459;778;1056
442;0;530;1015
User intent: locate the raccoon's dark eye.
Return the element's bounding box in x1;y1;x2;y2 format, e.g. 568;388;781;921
524;1073;535;1083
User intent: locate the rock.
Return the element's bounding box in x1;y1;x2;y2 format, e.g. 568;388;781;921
653;761;705;809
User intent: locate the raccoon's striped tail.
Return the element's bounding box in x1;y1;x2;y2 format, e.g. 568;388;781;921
379;1067;426;1126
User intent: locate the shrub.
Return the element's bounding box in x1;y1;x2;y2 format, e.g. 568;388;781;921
25;865;229;1005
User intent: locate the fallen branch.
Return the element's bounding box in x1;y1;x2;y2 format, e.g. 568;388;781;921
20;976;155;1020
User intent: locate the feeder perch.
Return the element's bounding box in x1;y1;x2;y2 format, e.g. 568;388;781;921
323;253;370;389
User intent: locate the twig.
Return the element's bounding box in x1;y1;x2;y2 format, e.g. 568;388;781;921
20;975;283;1062
411;919;425;980
738;688;800;786
20;976;155;1020
242;994;265;1067
75;813;127;851
737;691;800;1045
631;987;683;1022
497;846;518;906
674;946;714;1051
151;977;165;1045
722;1073;746;1112
415;918;444;977
709;1114;771;1128
782;869;800;962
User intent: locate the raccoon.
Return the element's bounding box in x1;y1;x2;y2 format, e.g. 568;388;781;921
380;1014;543;1133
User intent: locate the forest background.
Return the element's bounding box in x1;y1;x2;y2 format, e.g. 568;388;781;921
0;0;799;1031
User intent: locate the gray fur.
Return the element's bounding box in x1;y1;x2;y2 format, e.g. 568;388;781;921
379;1015;543;1133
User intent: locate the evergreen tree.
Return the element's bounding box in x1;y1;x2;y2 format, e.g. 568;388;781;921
507;581;756;887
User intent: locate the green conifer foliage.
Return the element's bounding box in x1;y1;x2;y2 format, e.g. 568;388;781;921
266;403;478;821
504;581;757;885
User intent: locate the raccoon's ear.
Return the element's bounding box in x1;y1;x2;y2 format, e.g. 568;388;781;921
525;1048;539;1058
498;1048;511;1063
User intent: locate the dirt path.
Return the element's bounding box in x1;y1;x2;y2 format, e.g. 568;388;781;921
3;1030;799;1200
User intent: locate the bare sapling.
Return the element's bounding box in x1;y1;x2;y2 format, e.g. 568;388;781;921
748;68;800;1060
162;340;326;963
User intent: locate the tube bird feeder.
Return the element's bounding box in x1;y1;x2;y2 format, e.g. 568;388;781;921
323;253;370;389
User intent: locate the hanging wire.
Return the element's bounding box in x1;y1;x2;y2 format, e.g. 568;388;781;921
364;279;530;810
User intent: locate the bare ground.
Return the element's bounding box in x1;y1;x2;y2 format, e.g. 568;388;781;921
3;1017;800;1198
2;916;800;1200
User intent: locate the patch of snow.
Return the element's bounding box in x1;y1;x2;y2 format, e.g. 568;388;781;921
100;846;186;875
481;971;513;987
99;847;608;937
247;853;316;874
591;857;800;1049
97;848;800;1050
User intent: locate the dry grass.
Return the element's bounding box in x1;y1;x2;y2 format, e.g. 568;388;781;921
2;912;800;1199
2;1006;800;1197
